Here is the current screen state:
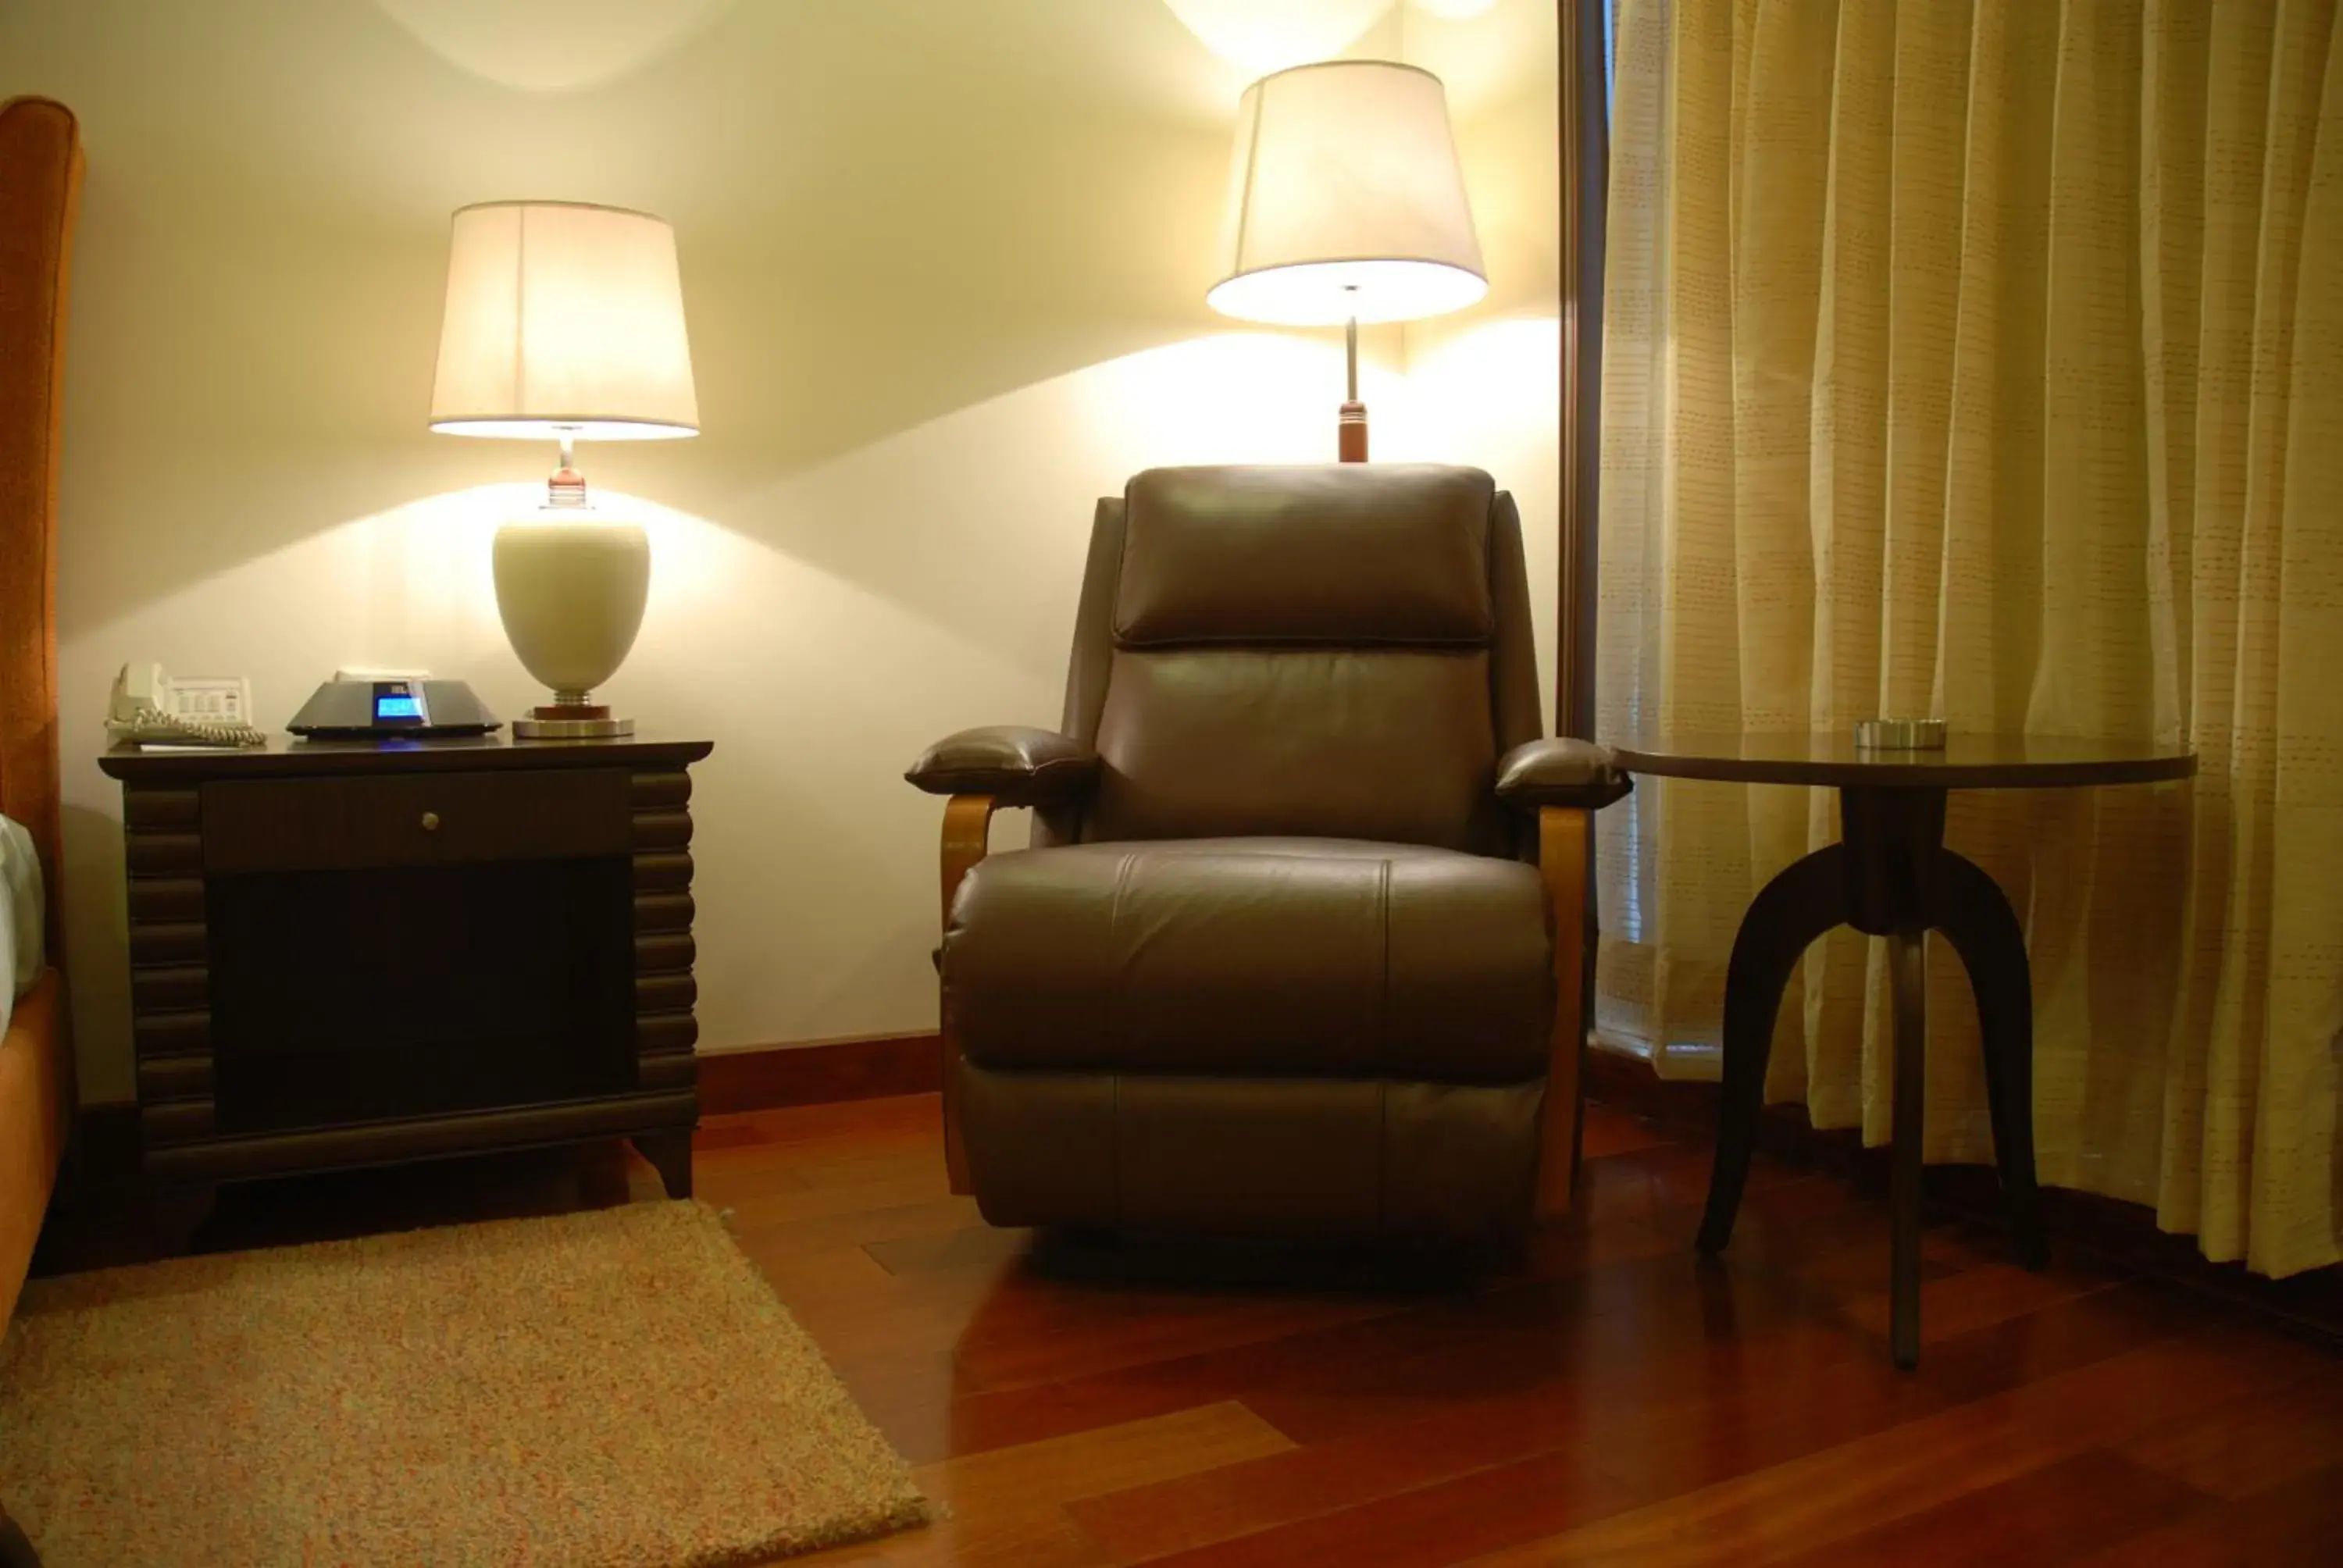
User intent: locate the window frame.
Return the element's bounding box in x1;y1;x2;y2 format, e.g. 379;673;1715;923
1556;0;1610;739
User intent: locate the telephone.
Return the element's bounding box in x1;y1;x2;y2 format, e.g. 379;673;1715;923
106;663;266;749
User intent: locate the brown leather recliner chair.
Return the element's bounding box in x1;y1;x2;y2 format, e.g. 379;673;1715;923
906;465;1628;1247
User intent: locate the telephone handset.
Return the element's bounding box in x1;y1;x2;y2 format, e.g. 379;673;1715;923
107;663;266;749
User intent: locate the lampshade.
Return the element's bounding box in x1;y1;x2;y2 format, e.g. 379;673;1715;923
1208;60;1486;326
429;201;698;441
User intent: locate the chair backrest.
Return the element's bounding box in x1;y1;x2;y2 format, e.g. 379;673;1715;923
0;97;81;954
1049;464;1545;854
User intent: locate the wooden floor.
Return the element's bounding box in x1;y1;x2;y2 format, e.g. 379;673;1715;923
44;1094;2343;1566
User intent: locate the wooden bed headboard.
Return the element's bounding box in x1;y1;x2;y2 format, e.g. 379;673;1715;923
0;96;81;956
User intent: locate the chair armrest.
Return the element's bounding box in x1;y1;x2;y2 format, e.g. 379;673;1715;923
905;725;1100;807
1496;738;1632;811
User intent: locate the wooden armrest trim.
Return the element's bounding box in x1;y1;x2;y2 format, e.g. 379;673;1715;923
1536;805;1591;1220
936;793;997;1195
940;794;997;928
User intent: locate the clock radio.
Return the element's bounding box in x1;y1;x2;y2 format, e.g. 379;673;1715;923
287;675;501;738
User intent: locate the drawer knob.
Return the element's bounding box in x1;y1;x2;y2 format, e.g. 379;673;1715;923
419;811;441;832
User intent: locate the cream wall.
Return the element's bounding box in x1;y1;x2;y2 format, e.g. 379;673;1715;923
1390;0;1564;705
1;0;1560;1103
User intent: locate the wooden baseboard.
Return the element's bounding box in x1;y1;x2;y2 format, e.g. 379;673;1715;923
1584;1045;2342;1339
697;1034;943;1115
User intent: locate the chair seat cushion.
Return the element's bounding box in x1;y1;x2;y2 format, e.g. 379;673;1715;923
944;838;1553;1081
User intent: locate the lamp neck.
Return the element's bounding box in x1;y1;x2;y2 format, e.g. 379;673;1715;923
547;429;587;508
1337;311;1368;463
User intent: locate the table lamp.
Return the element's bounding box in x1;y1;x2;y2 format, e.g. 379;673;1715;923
428;200;698;737
1207;60;1486;461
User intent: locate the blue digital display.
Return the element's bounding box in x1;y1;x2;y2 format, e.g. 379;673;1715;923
374;693;423;721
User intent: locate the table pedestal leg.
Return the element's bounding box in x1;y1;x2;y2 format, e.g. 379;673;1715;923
1696;846;1848;1255
1888;928;1927;1369
1929;850;2049;1268
1699;784;2044;1367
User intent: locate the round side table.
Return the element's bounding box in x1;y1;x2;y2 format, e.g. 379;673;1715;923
1610;731;2195;1367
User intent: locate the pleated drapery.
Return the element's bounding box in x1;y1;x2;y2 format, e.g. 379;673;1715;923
1596;0;2343;1278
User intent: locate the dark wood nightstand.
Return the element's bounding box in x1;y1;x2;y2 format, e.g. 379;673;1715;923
98;735;714;1197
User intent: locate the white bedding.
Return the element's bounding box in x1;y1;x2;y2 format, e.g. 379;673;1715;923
0;814;45;1039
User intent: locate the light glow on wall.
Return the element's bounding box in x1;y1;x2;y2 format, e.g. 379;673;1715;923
1157;0;1396;77
372;0;737;91
1388;312;1562;458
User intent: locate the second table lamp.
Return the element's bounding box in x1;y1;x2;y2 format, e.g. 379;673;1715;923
1207;60;1486;461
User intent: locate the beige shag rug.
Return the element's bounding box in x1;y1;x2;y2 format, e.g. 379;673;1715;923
0;1202;929;1566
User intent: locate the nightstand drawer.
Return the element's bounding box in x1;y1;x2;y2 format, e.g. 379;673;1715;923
202;768;632;872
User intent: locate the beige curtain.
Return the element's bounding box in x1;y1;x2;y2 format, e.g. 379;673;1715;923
1596;0;2343;1278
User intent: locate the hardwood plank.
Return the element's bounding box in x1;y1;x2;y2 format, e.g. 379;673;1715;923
919;1220;1686;1463
918;1402;1294;1520
2070;1460;2343;1566
1065;1282;1916;1560
699;1035;942;1114
729;1093;936;1134
798;1404;1294;1568
1837;1258;2113;1348
1065;1398;1590;1563
1167;1288;2207;1568
706;1170;954;1227
800;1507;1110;1568
711;1093;943;1149
1133;1447;1641;1568
1568;1139;1810;1233
736;1241;898;1306
790;1149;958;1191
769;1249;1421;1452
2116;1362;2343;1500
1760;1449;2211;1568
1460;1326;2334;1566
863;1218;1041;1278
1665;1195;1972;1303
1582;1103;1668;1160
727;1194;985;1260
691;1121;765;1151
1537;1280;2189;1516
1071;1270;2182;1565
949;1276;1406;1398
1236;1248;1850;1445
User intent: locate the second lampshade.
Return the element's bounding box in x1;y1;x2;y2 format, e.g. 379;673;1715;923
1208;60;1485;461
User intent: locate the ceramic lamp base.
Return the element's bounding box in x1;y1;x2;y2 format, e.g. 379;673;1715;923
494;514;650;740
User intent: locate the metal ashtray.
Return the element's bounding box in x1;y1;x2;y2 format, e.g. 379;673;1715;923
1854;718;1948;751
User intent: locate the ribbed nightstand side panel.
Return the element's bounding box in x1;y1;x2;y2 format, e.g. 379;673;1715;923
122;785;215;1150
633;765;700;1099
